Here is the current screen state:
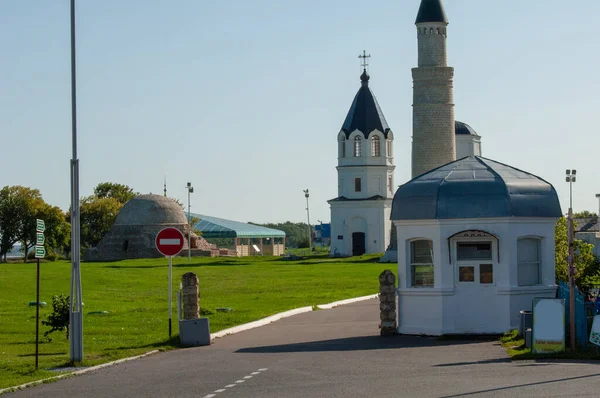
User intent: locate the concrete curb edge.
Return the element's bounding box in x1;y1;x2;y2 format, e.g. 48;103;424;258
0;350;160;396
210;293;379;339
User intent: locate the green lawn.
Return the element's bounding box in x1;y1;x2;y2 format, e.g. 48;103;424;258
0;254;389;389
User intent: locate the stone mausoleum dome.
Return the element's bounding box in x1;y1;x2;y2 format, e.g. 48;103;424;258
391;156;562;221
83;194;189;262
114;194;188;226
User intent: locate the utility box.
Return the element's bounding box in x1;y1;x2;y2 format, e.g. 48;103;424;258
179;318;211;347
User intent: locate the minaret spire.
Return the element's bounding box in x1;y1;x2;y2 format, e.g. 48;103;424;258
411;0;456;178
163;176;167;197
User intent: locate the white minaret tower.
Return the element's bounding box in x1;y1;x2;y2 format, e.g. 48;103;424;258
411;0;456;178
329;52;395;257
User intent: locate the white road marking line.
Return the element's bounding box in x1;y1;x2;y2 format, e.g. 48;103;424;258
205;368;268;396
159;238;180;245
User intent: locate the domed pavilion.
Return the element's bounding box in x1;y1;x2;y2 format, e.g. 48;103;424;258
391;156;562;335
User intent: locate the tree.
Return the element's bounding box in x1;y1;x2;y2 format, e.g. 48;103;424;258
573;210;598;218
0;186;25;262
0;186;69;262
555;217;600;294
93;182;137;205
79;196;122;248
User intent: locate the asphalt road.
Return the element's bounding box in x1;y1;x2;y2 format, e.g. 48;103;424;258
7;299;600;397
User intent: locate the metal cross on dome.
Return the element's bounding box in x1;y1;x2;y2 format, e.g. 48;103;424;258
359;50;371;69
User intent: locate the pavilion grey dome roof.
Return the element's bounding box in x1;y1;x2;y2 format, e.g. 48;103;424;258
114;194;187;226
455;121;479;136
340;70;391;139
391;156;562;221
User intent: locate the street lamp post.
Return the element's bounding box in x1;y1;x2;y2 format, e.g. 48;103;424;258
186;182;194;263
69;0;83;364
566;169;577;352
304;189;312;252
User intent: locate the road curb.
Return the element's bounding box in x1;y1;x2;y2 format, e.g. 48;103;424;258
0;350;160;396
211;293;379;340
1;293;378;394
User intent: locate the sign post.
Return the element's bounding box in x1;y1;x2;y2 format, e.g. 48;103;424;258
155;227;185;338
34;219;45;370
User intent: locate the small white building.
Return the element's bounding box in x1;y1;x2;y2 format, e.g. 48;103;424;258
392;156;562;335
328;69;395;257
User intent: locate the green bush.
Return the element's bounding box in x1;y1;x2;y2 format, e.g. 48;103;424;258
41;294;70;341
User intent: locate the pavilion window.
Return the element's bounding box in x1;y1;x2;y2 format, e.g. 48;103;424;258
371;136;380;157
410;240;434;288
354;136;362;157
517;238;541;286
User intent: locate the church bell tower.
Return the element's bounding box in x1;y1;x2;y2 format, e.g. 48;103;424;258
328;53;395;257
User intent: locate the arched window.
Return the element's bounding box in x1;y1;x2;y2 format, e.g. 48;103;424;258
517;238;541;286
354;136;362;157
340;136;346;158
371;136;380;157
386;139;392;157
410;240;434;288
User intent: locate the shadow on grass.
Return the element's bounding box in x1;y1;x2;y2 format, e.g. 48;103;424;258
235;334;484;353
18;352;67;357
107;335;181;351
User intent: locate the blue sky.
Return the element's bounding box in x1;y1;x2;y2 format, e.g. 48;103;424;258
1;0;599;224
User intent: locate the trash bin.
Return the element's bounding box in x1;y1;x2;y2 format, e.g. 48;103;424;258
519;310;532;337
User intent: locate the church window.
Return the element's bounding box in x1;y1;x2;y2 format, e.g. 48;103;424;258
340;136;346;158
388;176;392;193
354;178;362;192
517;238;541;286
354;136;362;157
410;240;434;288
371;136;380;157
386;140;392;157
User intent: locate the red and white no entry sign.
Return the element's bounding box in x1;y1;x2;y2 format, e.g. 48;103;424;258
155;227;185;257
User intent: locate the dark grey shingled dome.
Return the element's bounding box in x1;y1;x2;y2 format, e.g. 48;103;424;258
455;121;479;136
340;70;390;139
391;156;562;220
415;0;448;24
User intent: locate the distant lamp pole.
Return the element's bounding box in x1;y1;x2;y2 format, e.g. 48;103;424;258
186;182;194;263
566;169;577;352
304;189;312;252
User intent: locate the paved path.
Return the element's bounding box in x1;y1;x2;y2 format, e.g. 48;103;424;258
7;299;600;397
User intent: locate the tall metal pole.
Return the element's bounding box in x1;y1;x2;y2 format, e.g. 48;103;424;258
566;170;576;352
35;258;40;369
168;255;172;338
186;183;193;263
188;189;191;263
304;189;312;252
69;0;83;363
